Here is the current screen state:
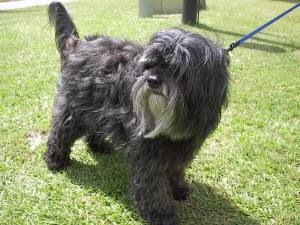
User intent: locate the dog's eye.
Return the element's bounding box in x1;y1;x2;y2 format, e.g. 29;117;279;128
143;61;168;71
143;63;155;71
159;61;168;69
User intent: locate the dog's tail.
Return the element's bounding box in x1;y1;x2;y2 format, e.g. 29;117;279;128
48;2;79;57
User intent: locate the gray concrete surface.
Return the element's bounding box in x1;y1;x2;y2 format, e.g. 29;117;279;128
0;0;77;11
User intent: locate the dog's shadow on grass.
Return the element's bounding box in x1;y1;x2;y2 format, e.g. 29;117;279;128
177;183;260;225
65;152;260;225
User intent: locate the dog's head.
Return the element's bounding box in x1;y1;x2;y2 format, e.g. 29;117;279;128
132;28;229;140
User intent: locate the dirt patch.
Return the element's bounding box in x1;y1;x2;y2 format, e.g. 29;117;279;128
26;130;48;151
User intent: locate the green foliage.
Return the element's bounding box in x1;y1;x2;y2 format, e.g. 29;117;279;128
0;0;299;224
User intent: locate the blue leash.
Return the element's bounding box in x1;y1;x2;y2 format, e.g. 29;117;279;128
227;2;300;52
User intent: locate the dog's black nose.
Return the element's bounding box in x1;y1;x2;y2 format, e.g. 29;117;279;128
147;75;162;88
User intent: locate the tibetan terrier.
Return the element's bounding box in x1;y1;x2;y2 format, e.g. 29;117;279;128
45;2;230;225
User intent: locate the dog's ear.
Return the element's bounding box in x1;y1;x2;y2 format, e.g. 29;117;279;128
206;47;230;108
184;45;230;137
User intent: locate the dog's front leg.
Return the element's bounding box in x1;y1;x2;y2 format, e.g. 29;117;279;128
169;170;189;201
131;163;179;225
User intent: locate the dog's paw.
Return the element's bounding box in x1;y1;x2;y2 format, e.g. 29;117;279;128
150;212;179;225
44;151;70;171
172;186;189;201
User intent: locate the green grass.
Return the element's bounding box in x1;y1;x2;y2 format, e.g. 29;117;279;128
0;0;299;224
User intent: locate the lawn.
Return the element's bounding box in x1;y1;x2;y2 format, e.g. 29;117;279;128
0;0;299;224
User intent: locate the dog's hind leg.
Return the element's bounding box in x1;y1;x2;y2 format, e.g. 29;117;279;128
45;94;83;170
86;132;113;154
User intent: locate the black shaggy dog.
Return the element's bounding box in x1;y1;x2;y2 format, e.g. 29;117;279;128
45;2;230;225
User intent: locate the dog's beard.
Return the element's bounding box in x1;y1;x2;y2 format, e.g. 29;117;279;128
132;77;192;140
132;77;172;138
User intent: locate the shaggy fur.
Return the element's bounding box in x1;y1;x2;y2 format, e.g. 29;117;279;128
45;2;230;225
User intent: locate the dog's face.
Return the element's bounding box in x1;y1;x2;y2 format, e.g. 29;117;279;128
132;28;229;140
